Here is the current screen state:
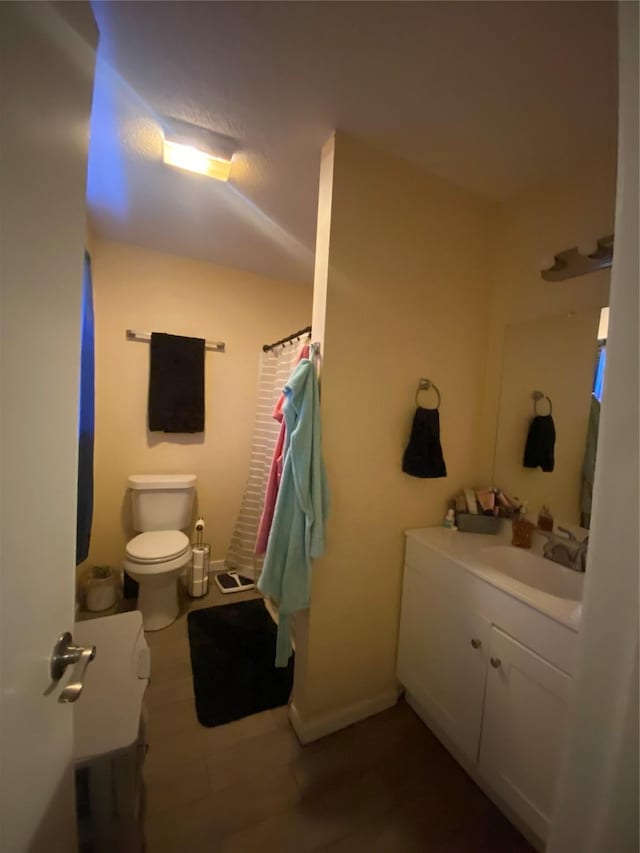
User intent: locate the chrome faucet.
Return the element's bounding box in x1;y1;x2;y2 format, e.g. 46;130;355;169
542;527;588;572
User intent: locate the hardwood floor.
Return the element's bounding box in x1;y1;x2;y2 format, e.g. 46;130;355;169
143;583;534;853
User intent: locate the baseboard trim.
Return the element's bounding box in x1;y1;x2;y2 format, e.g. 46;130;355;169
208;559;226;574
289;688;399;744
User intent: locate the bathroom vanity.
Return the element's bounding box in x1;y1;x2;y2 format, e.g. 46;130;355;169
396;526;582;849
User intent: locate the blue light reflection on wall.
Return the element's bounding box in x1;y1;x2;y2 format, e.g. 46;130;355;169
593;344;606;403
86;53;130;218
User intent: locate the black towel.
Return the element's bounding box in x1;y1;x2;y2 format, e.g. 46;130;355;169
148;332;205;433
402;407;447;478
523;414;555;472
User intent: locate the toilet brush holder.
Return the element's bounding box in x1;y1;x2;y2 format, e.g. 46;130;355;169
188;544;210;598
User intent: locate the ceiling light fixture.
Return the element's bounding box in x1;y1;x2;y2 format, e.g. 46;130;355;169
163;139;232;181
162;118;236;182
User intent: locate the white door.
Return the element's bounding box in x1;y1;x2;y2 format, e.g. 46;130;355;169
0;4;96;852
478;625;572;843
396;561;491;762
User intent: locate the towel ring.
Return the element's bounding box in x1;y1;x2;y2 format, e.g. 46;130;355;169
532;390;553;416
415;378;441;410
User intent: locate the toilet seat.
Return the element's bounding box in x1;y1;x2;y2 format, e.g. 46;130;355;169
124;530;191;578
126;531;190;565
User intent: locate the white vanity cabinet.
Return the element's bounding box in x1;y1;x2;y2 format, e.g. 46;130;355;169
397;529;580;847
479;626;572;842
396;559;491;763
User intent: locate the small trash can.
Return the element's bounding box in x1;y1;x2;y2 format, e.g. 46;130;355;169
85;566;118;612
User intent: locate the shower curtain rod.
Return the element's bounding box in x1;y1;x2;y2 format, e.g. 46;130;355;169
262;325;311;353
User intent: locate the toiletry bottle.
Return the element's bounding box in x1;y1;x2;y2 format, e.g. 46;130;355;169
476;488;495;514
464;488;479;515
443;508;456;529
537;505;554;532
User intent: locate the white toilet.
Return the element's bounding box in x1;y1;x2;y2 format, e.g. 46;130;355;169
124;474;196;631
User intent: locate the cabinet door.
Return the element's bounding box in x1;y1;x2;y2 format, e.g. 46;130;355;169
397;562;490;763
479;626;572;842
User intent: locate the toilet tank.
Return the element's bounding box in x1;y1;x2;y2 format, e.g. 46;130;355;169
128;474;197;532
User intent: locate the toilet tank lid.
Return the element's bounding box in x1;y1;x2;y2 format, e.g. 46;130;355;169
128;474;197;490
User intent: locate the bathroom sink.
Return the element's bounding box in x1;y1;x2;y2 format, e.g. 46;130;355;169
479;545;584;601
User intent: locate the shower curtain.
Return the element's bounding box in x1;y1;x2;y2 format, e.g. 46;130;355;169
225;337;309;580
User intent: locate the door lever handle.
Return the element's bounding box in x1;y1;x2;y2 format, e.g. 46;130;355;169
59;646;96;703
50;632;96;703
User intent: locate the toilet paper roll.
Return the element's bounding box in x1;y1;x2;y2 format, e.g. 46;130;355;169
188;545;210;597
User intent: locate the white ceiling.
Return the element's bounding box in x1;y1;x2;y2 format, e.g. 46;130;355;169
88;1;618;285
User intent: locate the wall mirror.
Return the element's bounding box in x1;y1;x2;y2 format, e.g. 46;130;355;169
492;307;608;528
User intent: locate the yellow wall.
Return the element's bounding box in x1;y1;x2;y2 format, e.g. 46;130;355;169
87;240;311;570
295;134;496;721
479;166;616;490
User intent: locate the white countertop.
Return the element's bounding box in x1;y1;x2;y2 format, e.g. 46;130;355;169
73;610;150;766
405;526;583;632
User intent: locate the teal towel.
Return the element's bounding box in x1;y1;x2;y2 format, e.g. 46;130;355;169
257;359;329;666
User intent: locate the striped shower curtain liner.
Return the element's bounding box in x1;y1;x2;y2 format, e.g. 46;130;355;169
225;339;308;580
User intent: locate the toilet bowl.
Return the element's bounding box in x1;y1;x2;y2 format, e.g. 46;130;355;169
124;474;197;631
124;531;192;631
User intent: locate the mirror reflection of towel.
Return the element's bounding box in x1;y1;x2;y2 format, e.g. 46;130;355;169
402;407;447;478
523;414;555;472
148;332;205;433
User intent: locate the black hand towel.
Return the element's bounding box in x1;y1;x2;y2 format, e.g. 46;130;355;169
402;407;447;478
523;414;555;472
148;332;205;433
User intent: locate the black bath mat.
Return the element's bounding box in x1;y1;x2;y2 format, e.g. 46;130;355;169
187;599;294;727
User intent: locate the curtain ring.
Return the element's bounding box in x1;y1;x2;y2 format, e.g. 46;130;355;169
532;390;553;416
415;379;441;409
